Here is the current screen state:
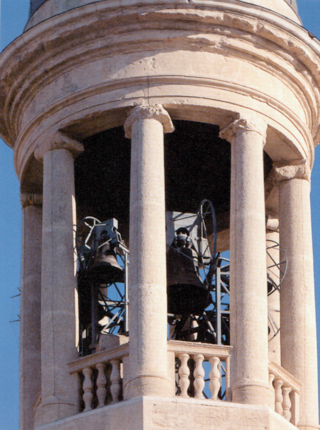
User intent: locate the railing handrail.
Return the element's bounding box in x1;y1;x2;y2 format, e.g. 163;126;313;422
68;342;129;374
269;361;302;393
168;339;232;359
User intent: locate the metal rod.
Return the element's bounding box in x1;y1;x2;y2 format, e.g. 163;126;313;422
91;282;98;348
216;267;222;345
124;251;129;333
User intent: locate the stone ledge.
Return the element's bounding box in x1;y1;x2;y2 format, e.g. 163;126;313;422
35;396;298;430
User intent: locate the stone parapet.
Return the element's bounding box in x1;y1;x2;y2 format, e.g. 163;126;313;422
33;395;301;430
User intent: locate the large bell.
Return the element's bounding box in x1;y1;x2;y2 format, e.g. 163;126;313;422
89;243;124;285
167;246;209;315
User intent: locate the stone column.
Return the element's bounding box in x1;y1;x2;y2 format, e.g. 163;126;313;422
124;104;174;398
220;116;271;405
266;215;281;365
274;162;319;430
34;133;83;425
20;193;42;430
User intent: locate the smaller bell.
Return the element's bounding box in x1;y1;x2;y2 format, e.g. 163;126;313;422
89;243;124;284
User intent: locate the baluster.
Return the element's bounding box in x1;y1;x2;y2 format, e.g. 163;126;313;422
96;363;107;408
269;373;275;410
82;367;93;412
110;359;121;404
274;379;284;415
209;356;221;400
178;353;190;398
193;354;205;399
269;372;275;387
282;386;292;421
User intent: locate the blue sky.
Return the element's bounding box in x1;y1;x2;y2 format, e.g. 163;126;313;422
1;0;320;428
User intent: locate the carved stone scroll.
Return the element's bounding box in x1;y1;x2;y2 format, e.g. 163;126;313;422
124;104;174;139
219;116;267;146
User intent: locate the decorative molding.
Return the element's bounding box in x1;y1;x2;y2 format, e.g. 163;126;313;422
11;72;313;181
2;3;320;147
124;104;174;138
34;132;84;161
272;161;311;182
20;193;43;208
219;116;267;145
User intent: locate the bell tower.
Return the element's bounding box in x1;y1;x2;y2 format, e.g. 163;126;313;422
0;0;319;429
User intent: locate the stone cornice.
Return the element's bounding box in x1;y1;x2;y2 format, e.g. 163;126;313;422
1;3;320;148
34;132;84;160
124;104;174;138
219;117;267;145
272;161;311;183
26;0;300;30
20;193;43;208
11;74;312;181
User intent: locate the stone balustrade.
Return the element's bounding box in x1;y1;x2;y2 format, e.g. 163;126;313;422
68;339;301;426
269;361;302;426
167;340;232;401
68;343;129;412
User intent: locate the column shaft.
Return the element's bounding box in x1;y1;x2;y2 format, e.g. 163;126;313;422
125;105;174;398
279;175;319;429
37;148;78;423
20;197;42;430
221;117;270;405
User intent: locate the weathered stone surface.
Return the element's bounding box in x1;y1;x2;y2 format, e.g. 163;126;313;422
32;396;300;430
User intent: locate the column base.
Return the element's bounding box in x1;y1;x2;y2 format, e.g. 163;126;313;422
125;375;174;399
35;395;76;426
232;383;274;408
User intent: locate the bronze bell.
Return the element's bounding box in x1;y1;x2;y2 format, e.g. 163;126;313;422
167;245;209;315
89;243;124;285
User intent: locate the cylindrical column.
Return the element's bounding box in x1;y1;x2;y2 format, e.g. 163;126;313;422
124;104;174;398
34;134;83;425
20;194;42;430
266;218;281;365
220;116;270;405
275;162;319;430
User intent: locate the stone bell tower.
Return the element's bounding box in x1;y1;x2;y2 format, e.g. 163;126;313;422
0;0;319;429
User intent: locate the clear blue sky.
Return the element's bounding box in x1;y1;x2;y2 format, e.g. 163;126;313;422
1;0;320;428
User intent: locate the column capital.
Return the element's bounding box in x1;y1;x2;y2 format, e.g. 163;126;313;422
219;116;267;144
272;161;311;183
20;193;43;208
124;104;174;139
34;132;84;161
